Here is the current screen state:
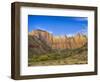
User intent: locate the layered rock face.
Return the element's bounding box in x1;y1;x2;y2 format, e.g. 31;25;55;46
29;29;87;49
29;29;53;46
52;34;87;49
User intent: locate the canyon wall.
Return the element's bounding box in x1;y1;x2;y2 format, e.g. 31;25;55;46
28;29;87;49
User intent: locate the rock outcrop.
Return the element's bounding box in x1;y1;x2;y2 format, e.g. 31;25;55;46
28;29;87;49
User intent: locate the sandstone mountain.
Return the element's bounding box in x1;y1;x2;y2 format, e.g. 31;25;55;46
28;29;87;65
28;29;87;50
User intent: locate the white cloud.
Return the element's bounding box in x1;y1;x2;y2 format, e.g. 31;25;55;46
35;26;46;30
35;26;53;34
66;34;74;37
48;31;53;34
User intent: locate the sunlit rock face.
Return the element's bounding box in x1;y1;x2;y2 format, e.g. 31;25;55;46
29;29;87;49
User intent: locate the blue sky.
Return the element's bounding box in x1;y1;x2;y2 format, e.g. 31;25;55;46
28;15;88;36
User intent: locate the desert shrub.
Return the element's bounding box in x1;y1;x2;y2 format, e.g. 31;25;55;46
28;55;38;62
37;55;50;61
50;53;58;58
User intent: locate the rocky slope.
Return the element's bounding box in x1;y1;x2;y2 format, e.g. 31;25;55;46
28;29;87;50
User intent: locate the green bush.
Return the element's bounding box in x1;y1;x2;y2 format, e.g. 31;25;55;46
37;55;49;61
